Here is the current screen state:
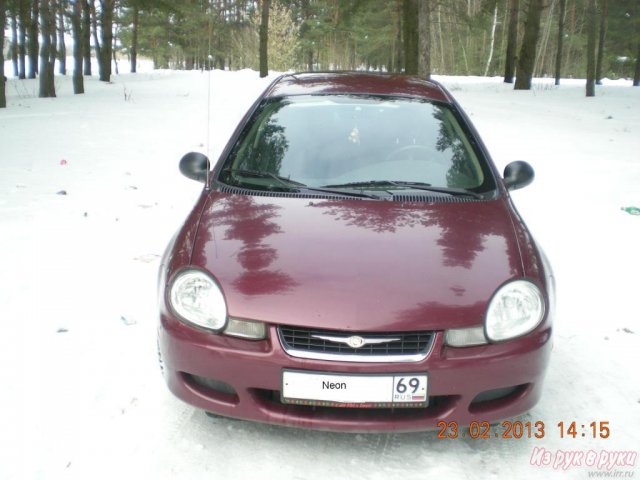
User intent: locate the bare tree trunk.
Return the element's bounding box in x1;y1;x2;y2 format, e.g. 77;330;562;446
533;0;554;78
112;34;119;75
563;0;576;74
50;0;58;70
499;0;509;71
50;0;58;71
457;27;470;75
504;0;519;83
306;50;313;72
71;0;84;93
554;0;566;85
418;0;431;79
131;5;139;73
595;0;607;85
82;0;92;75
90;0;102;77
11;7;19;77
259;0;269;78
515;0;545;90
27;0;39;78
586;0;596;96
484;3;498;76
98;0;114;82
437;4;444;72
300;0;313;71
18;0;27;79
39;0;57;98
447;8;455;73
403;0;419;74
112;5;120;75
0;0;6;108
57;0;66;74
394;0;403;72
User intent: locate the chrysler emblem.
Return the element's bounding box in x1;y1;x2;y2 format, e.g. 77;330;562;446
346;336;366;348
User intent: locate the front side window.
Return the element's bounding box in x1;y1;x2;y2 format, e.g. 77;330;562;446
219;95;496;195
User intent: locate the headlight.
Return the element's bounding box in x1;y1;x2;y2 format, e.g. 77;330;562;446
169;269;227;331
485;280;544;342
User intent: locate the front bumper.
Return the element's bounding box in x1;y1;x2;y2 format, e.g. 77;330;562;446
158;314;552;433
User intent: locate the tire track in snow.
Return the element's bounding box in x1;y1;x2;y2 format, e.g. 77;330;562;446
352;432;409;475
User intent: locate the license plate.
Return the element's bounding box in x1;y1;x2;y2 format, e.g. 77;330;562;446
281;370;428;408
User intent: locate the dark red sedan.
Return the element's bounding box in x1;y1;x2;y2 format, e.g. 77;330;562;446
157;72;554;432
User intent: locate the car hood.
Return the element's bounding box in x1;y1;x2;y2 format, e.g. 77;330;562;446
191;192;523;331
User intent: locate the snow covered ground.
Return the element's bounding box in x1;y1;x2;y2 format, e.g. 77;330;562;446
1;69;639;480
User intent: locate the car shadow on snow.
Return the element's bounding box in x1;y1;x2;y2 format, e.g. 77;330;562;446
190;409;537;471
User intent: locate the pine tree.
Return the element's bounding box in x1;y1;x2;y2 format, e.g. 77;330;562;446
0;0;6;108
586;0;597;96
27;0;39;78
10;2;19;77
515;0;545;90
299;0;313;70
403;0;418;74
634;43;640;86
82;0;91;74
554;0;566;85
39;0;57;98
599;0;637;83
131;2;139;72
504;0;520;83
71;0;84;93
18;0;28;78
98;0;115;82
418;0;431;79
259;0;269;77
595;0;607;84
57;0;67;74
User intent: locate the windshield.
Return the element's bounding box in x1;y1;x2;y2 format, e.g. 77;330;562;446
218;95;496;194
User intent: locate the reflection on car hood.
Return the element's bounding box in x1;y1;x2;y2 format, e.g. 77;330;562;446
191;192;523;331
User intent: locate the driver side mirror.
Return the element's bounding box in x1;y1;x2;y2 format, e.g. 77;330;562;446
503;161;534;191
179;152;209;183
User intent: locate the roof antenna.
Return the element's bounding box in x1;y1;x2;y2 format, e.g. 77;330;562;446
205;56;212;190
205;6;213;190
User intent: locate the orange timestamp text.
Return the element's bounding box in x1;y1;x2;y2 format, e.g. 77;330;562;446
436;421;611;440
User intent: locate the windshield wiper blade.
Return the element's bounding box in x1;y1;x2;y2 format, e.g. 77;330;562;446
322;180;482;199
222;168;306;189
300;186;382;200
221;169;381;199
388;181;483;198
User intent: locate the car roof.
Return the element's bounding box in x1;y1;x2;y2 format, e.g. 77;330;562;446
264;72;452;103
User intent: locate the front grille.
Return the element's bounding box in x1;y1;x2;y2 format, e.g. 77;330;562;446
278;326;435;362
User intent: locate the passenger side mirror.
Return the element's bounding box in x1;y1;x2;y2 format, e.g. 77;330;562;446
503;161;534;191
179;152;209;183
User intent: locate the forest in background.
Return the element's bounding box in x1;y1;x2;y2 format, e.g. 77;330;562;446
1;0;640;108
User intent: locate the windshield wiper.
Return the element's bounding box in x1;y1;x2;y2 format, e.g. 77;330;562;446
221;169;382;199
322;180;483;199
222;168;306;188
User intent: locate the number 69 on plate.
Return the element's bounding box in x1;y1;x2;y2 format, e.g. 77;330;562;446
392;375;427;402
